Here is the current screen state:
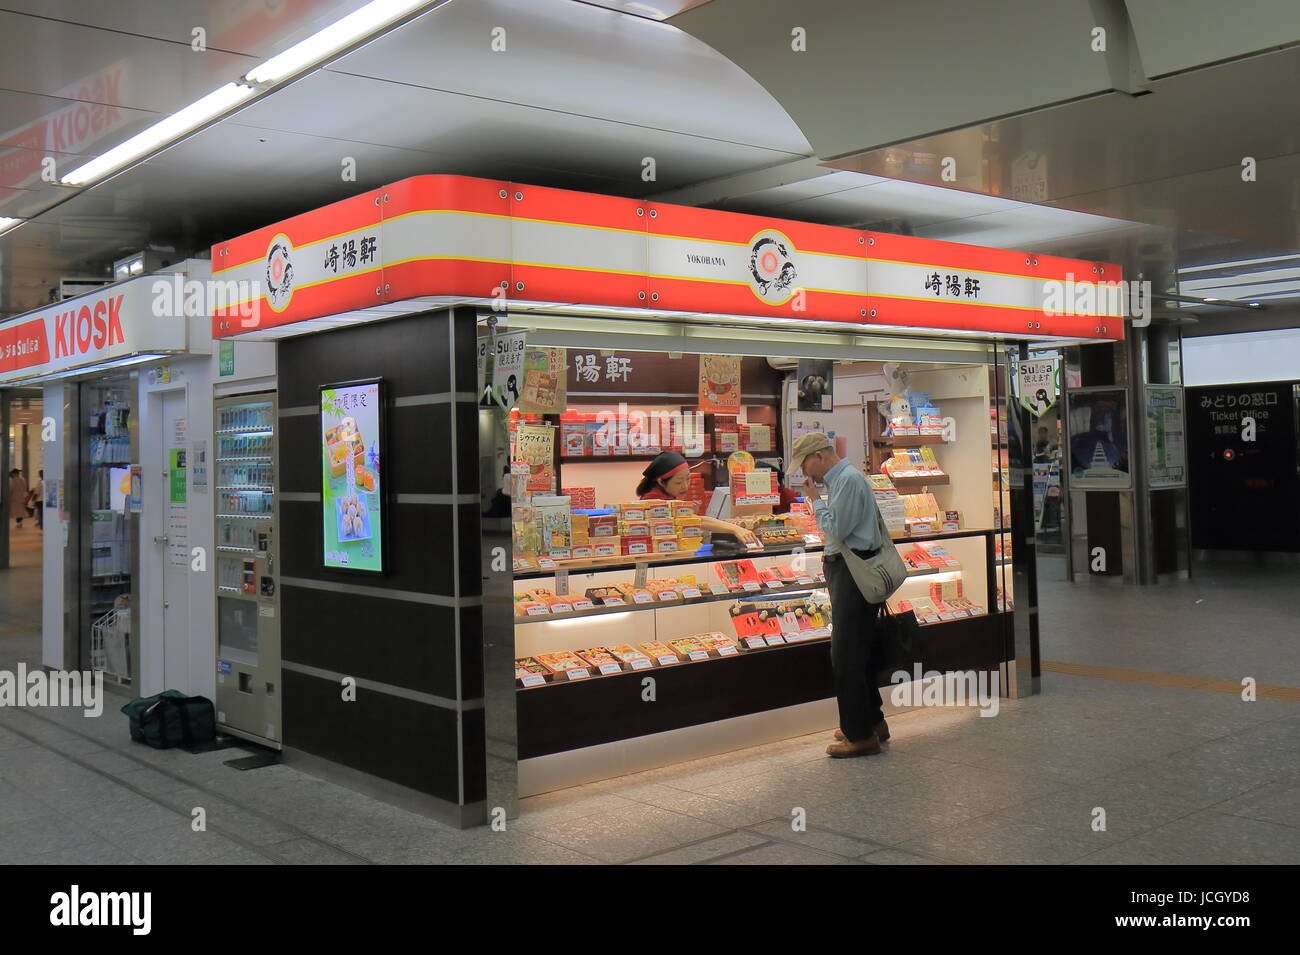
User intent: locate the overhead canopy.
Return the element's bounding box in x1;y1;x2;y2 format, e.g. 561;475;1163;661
210;174;1124;342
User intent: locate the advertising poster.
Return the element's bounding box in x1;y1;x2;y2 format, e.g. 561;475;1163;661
698;354;741;413
491;330;527;409
513;423;556;495
795;359;834;412
1145;386;1186;488
321;381;384;573
168;448;187;503
1014;357;1059;416
519;345;568;413
1067;388;1130;488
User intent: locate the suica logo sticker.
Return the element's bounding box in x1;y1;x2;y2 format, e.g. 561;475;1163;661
264;233;295;312
747;230;799;305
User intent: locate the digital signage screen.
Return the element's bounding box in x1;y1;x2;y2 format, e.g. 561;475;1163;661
320;379;386;573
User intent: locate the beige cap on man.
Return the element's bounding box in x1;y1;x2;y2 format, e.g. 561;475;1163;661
790;431;834;472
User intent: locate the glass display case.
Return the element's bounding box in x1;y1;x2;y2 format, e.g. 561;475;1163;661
80;379;136;683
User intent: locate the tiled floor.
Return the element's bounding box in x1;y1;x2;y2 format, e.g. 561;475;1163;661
2;525;1298;864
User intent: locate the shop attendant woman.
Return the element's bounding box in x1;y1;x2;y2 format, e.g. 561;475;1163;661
636;451;758;544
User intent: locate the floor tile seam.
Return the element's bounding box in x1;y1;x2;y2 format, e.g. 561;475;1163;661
2;705;372;866
616;826;779;865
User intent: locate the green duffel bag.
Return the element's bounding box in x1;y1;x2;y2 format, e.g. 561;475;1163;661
121;690;217;749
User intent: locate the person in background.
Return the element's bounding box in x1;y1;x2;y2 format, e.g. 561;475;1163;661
8;469;29;528
30;469;44;530
636;450;758;544
791;432;889;758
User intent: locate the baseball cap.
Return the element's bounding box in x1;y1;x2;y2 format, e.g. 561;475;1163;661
790;431;833;472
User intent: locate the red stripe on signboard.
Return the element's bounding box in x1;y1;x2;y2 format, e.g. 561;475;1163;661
648;201;866;259
647;276;863;322
865;295;1125;340
211;272;381;337
511;263;646;308
213;188;385;273
382;257;510;302
383;175;511;221
511;182;647;234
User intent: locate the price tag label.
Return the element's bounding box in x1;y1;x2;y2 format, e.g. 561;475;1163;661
764;580;784;590
687;649;709;661
681;587;702;599
742;581;761;592
555;569;569;595
744;541;764;551
656;654;679;666
525;606;549;617
814;573;826;583
632;591;654;604
744;636;766;649
710;583;732;596
519;673;546;687
566;668;591;680
629;657;652;670
716;645;739;656
549;602;573;614
657;590;680;601
766;634;787;645
570;599;595;611
602;596;625;607
796;576;815;586
597;663;622;676
537;558;557;569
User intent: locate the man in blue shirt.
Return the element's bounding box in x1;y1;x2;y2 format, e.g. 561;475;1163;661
792;431;890;758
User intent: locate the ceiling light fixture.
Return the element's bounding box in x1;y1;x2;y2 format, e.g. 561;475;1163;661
0;216;23;235
61;83;257;186
244;0;439;84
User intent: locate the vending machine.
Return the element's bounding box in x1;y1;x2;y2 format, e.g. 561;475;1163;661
213;392;281;747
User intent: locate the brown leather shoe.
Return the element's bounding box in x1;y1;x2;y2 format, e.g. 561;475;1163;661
826;734;882;758
834;720;890;742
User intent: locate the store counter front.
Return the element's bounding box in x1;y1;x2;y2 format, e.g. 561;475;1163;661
208;173;1124;824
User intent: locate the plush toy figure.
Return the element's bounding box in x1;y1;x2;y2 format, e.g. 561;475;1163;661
886;394;914;434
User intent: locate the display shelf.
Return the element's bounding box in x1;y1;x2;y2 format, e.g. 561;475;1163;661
514;540;822;580
516;576;827;625
215;456;273;462
559;453;722;464
216;513;273;520
516;611;1011;758
215;426;274;436
890;473;950;492
215;485;275;491
217;545;256;554
873;434;949;448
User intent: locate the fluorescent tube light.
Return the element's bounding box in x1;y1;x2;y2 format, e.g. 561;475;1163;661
244;0;436;84
61;83;256;186
0;216;23;234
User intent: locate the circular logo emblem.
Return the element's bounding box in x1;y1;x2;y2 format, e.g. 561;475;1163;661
265;234;294;312
747;230;799;305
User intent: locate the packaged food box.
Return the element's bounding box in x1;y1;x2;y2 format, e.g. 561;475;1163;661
535;651;590;674
621;520;651;538
669;636;710;657
515;658;549;682
698;632;741;653
570;545;594;560
644;502;672;520
589;516;618;537
637;641;680;663
653;538;679;554
592;538;621;557
610;644;652;666
671;500;698;517
623;536;651;556
576;646;621;670
650;520;677;537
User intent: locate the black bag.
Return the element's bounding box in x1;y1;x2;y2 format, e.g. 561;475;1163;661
875;605;920;681
121;690;217;749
